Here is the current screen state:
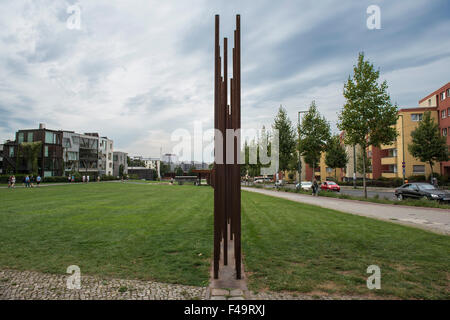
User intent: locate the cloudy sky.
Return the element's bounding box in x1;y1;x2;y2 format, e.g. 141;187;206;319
1;0;449;162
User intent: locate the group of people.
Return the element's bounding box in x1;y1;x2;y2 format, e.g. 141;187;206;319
7;175;41;188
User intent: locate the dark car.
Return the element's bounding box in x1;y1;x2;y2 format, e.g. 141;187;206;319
394;183;450;202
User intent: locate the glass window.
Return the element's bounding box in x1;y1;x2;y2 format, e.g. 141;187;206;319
441;92;445;100
45;131;55;144
326;167;333;173
428;99;431;106
447;89;450;98
411;114;423;121
27;132;33;142
442;110;447;119
72;136;79;145
18;132;24;144
9;146;14;157
413;165;425;173
45;146;49;157
443;128;448;136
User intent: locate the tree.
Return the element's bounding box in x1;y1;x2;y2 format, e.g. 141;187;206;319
119;164;124;177
338;52;398;198
175;166;184;176
298;101;331;181
325;135;348;181
160;162;170;176
356;148;372;175
272;105;296;172
408;111;449;180
18;142;42;176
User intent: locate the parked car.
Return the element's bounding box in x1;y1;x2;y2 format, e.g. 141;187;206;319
394;183;450;202
320;181;340;192
296;181;313;190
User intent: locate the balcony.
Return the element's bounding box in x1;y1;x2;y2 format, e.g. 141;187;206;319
381;157;397;165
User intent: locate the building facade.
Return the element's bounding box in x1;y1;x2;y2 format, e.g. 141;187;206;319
418;82;450;177
113;151;128;177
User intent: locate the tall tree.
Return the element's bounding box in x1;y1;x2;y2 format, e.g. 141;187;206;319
272;105;296;173
298;101;331;181
338;52;398;198
356;148;372;175
408;111;449;180
325;135;348;181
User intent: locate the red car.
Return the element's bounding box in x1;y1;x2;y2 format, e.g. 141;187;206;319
321;181;340;192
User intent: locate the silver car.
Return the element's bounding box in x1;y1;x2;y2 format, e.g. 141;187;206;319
296;181;312;190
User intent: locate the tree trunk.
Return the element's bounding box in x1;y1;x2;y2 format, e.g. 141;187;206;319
362;150;367;199
335;168;337;182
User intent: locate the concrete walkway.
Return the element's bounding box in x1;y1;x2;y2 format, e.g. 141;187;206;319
243;187;450;235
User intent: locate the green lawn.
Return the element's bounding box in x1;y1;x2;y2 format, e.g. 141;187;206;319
0;183;213;286
0;183;448;299
242;191;449;299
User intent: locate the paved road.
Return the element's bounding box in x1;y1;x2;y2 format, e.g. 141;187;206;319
243;187;450;235
249;183;395;199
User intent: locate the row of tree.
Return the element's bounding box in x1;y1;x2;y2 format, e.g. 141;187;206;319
246;52;449;198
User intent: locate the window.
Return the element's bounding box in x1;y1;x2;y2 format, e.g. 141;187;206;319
443;128;448;136
67;152;78;161
411;113;423;121
9;146;14;157
113;155;118;161
428;99;431;106
72;136;79;145
442;110;447;119
326;167;333;173
441;92;446;101
413;165;425;173
387;149;397;157
447;88;450;98
45;131;56;144
45;146;49;157
18;132;24;144
63;138;71;148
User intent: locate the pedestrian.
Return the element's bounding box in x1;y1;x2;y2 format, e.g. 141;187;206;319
97;176;100;182
313;178;319;196
68;175;71;183
30;175;34;188
8;176;11;188
87;175;90;183
25;175;30;188
11;175;16;188
36;175;41;187
82;175;85;183
71;175;75;182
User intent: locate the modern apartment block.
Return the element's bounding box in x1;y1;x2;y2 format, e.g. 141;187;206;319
113;151;128;177
418;82;450;176
2;124;114;178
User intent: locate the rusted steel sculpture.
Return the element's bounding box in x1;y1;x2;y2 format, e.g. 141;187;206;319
213;14;241;279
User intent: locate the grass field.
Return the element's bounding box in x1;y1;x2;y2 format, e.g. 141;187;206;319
0;183;448;299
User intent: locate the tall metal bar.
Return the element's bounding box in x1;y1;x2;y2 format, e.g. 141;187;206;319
213;14;242;280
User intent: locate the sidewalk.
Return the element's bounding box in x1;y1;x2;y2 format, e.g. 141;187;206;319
243;187;450;235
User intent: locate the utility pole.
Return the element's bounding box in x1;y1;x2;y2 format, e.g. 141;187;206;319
353;144;357;189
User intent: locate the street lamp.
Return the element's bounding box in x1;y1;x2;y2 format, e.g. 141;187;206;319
398;114;406;184
297;110;308;189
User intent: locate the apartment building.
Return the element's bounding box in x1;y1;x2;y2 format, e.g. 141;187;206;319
113;151;128;177
2;124;114;178
98;137;114;176
418;82;450;176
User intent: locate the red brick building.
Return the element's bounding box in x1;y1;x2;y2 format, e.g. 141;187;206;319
419;82;450;177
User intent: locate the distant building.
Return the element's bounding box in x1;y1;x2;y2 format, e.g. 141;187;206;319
113;151;128;177
1;124;114;178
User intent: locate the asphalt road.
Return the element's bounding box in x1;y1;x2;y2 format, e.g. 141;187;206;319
247;183;396;200
243;187;450;235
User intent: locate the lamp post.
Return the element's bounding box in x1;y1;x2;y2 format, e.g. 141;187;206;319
297;110;308;189
398;114;405;184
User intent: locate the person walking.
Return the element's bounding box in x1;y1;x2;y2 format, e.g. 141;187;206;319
8;176;11;188
71;175;75;183
11;175;16;188
68;175;71;183
25;175;30;188
313;178;319;196
36;175;41;187
87;175;90;183
82;175;85;183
